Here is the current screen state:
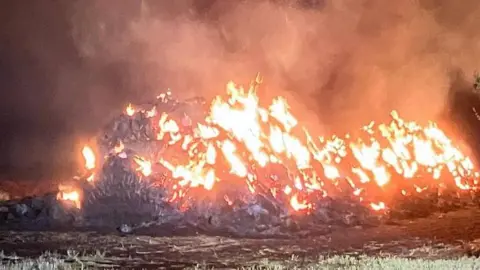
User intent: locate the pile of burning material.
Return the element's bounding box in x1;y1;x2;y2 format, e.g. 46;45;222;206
95;91;207;161
3;77;480;237
83;78;480;233
75;152;378;237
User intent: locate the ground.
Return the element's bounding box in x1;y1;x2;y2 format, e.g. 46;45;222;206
2;207;480;269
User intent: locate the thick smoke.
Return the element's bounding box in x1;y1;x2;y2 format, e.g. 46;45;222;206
2;0;480;177
68;0;480;132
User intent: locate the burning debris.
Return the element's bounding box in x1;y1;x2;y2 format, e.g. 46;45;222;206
2;78;480;237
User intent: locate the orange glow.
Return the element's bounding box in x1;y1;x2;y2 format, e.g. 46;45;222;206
134;156;152;177
82;145;95;170
69;79;479;212
153;80;478;211
126;103;135;116
290;194;311;211
370;201;386;211
56;184;81;209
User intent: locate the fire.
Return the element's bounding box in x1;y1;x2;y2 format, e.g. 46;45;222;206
126;103;135;116
82;146;95;170
151;80;478;211
290;194;311;211
370;201;386;211
81;145;96;182
134;156;152;177
64;79;480;213
56;184;81;209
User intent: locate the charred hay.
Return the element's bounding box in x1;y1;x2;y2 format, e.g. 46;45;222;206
81;155;168;228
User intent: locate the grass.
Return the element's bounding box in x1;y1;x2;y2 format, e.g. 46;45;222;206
0;250;111;270
237;255;480;270
2;251;480;270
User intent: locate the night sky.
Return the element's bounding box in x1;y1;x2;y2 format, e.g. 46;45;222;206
0;1;139;179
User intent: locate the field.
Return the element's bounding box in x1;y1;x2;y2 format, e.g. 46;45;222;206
2;207;480;269
2;253;480;270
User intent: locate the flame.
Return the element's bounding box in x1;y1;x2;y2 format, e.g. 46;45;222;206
56;184;81;209
290;194;311;211
82;146;95;170
154;80;478;211
370;201;386;211
134;156;152;177
126;103;135;116
73;79;479;213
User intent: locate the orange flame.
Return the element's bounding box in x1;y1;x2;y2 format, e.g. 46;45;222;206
82;146;95;170
134;156;152;177
152;80;478;211
72;79;479;212
126;104;135;116
370;201;386;211
56;185;81;209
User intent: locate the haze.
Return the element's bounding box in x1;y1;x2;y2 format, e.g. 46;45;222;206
0;0;479;179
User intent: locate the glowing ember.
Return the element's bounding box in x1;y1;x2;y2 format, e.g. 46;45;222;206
370;201;386;211
56;185;81;209
71;79;480;213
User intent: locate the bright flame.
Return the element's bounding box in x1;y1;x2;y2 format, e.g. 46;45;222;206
126;104;135;116
370;201;386;211
56;185;81;209
82;146;95;170
72;79;480;213
134;156;152;177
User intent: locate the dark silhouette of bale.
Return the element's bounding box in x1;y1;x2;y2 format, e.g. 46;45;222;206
82;155;166;228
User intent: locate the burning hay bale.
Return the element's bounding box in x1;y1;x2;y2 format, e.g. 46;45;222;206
68;79;480;235
4;78;480;237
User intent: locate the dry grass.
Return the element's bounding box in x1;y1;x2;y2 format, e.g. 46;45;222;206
2;250;480;270
0;250;112;270
233;255;480;270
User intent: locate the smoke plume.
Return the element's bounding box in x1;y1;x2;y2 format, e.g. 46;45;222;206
2;0;480;177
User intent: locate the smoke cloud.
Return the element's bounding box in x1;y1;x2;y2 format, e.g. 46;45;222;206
68;0;480;129
2;0;480;177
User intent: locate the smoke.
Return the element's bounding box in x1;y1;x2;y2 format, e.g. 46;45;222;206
2;0;480;176
68;0;480;132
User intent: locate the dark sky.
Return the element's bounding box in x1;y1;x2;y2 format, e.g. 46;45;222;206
0;1;73;178
0;1;138;179
0;0;221;179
